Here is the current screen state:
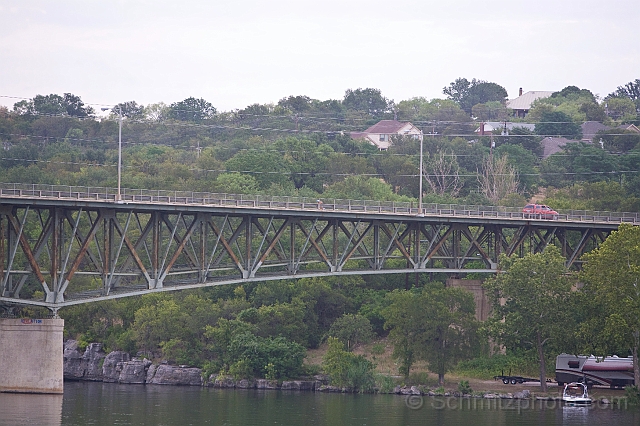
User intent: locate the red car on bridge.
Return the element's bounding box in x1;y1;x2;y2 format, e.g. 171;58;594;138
523;203;559;219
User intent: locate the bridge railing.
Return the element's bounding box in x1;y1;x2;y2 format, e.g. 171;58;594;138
1;182;639;224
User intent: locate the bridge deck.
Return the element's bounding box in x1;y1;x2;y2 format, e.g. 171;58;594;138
0;184;636;311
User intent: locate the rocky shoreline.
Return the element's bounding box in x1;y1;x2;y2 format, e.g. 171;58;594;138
63;340;616;404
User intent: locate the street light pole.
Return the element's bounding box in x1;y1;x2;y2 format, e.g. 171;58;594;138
418;136;423;216
117;105;122;202
102;106;123;202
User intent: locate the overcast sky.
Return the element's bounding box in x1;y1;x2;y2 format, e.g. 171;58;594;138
1;0;638;112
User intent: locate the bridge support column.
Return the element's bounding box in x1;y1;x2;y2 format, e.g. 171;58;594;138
0;318;64;394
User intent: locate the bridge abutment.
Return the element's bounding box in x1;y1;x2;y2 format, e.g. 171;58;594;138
0;318;64;394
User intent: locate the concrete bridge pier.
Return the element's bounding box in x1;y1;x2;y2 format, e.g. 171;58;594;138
0;318;64;394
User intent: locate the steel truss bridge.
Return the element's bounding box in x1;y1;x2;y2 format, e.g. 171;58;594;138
1;184;638;313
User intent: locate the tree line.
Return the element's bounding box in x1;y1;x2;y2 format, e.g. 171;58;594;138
2;79;640;210
2;77;640;393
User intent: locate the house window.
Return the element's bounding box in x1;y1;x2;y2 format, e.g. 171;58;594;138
379;134;387;142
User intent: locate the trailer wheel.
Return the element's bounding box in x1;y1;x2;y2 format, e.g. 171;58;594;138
503;378;509;384
511;379;517;385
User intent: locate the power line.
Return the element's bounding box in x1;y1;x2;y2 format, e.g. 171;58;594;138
2;156;640;180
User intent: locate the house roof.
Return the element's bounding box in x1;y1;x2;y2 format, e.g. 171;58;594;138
620;123;640;133
362;120;410;134
581;122;640;142
541;137;573;158
507;91;554;111
581;121;609;141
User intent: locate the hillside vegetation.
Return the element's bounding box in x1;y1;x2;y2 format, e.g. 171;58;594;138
3;79;640;391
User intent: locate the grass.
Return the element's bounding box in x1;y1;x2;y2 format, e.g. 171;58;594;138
304;338;563;394
453;354;544;380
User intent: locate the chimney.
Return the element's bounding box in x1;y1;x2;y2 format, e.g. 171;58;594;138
519;87;523;96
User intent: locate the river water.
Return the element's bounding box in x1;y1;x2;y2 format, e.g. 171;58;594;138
0;382;639;426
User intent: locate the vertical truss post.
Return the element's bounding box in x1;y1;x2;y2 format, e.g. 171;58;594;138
289;220;295;274
199;215;206;283
50;208;61;302
0;214;5;293
152;211;160;289
332;219;338;272
244;215;252;279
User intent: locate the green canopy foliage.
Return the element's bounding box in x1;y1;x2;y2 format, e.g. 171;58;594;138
484;246;576;392
383;284;479;384
578;223;640;386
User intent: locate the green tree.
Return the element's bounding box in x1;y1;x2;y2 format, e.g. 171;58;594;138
113;101;145;120
472;101;509;121
494;144;539;196
541;142;620;187
608;78;640;112
224;150;291;190
13;93;94;117
323;175;410;201
578;223;640;386
168;97;216;122
327;314;374;351
551;86;596;102
322;337;375;391
484;246;575;392
277;95;312;114
596;129;640;153
383;285;479;384
213;172;260;194
343;88;391;118
443;78;507;114
272;137;333;190
579;101;607;122
132;297;193;357
62;93;95;117
535;110;582;139
605;97;637;121
499;126;543;157
228;332;305;379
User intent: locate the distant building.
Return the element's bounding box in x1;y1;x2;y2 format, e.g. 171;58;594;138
507;89;554;118
350;120;423;150
581;121;610;142
581;121;640;142
475;121;536;135
541;137;573;158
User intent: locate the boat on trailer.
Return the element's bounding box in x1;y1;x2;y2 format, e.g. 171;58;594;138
555;354;635;388
562;382;592;405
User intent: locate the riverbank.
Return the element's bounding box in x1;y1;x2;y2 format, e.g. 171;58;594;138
63;339;627;405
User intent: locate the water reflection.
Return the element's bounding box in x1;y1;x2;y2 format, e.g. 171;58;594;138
562;405;591;424
0;392;62;426
1;383;639;426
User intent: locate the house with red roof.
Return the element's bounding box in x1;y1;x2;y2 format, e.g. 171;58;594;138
350;120;423;150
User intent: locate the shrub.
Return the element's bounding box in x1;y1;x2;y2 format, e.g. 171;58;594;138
322;337;376;392
374;374;397;393
370;343;386;355
457;380;472;395
228;332;305;379
229;359;253;380
625;385;640;405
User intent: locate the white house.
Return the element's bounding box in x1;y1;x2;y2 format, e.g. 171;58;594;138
350;120;423;150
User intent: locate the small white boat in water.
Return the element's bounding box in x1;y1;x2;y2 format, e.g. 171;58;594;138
562;382;592;405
